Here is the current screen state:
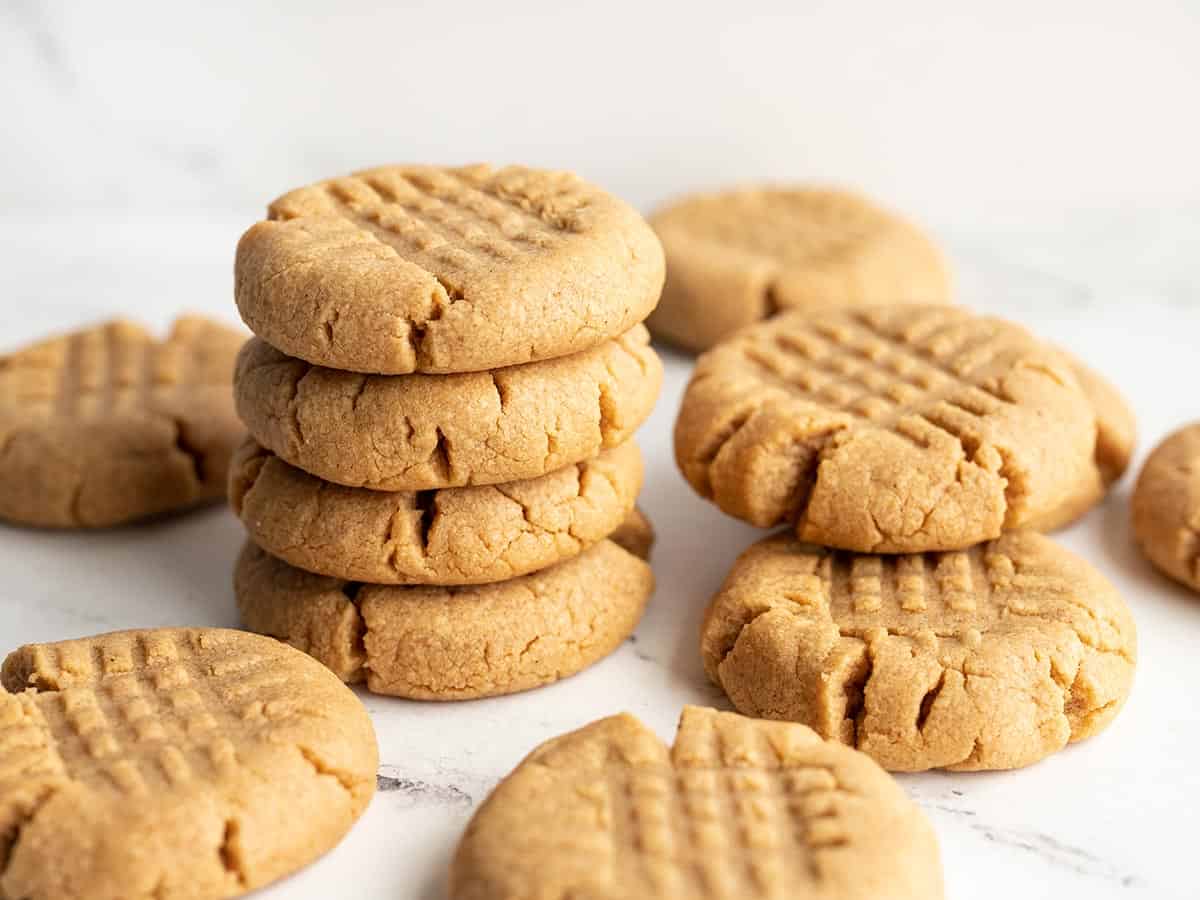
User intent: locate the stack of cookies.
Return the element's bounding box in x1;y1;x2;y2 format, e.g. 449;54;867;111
676;303;1140;772
227;164;665;700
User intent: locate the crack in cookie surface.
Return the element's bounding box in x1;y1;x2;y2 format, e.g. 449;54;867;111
0;628;376;899
0;318;246;527
235;164;664;375
236;325;660;491
230;436;643;585
700;531;1136;772
676;306;1098;552
235;524;655;701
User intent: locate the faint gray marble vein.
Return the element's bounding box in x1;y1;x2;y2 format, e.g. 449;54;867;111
375;764;497;811
972;824;1142;888
4;0;76;90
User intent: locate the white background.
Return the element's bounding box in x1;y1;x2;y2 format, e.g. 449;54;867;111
2;3;1199;898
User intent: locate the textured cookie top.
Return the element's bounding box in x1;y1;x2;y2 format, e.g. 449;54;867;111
0;628;377;899
450;706;943;900
235;326;661;491
702;531;1136;771
236;526;654;700
1132;423;1200;591
0;317;246;527
230;436;643;584
675;305;1098;552
647;187;949;352
235;164;665;374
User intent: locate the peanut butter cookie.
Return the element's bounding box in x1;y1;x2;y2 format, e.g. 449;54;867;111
235;520;654;700
1133;423;1200;592
236;164;664;374
0;317;245;528
647;186;949;352
0;628;377;899
450;706;943;899
675;306;1099;552
702;531;1136;771
236;325;660;491
230;436;642;584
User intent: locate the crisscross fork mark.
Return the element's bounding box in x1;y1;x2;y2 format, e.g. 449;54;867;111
317;170;567;271
824;546;1004;629
53;327;84;418
19;633;296;796
739;314;1019;464
610;767;849;895
608;718;855;896
404;168;565;247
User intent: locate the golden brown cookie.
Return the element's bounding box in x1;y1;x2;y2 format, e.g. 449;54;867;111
450;706;943;900
0;317;245;528
0;628;377;900
608;506;655;561
235;524;654;700
647;186;949;352
235;325;661;491
702;531;1136;772
675;305;1100;552
1132;423;1200;592
1024;354;1137;531
230;436;643;584
235;163;664;375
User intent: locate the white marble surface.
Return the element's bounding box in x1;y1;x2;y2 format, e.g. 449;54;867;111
1;214;1198;899
4;2;1200;230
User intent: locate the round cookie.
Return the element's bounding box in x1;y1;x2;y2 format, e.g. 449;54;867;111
1132;423;1200;592
647;186;949;352
0;317;245;528
235;523;655;700
701;531;1137;772
229;436;643;584
675;305;1100;552
236;325;661;491
450;705;943;900
0;627;377;900
235;163;665;375
1024;353;1137;531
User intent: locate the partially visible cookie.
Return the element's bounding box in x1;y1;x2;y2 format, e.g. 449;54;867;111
0;317;245;528
1133;423;1200;592
235;524;654;700
1025;353;1137;531
450;705;943;900
701;531;1136;771
647;186;949;352
608;505;655;561
236;163;664;375
0;628;377;900
1070;355;1137;485
235;325;661;491
675;305;1099;552
230;436;643;584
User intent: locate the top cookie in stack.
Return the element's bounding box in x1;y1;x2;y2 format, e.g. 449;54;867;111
229;164;664;700
235;163;663;375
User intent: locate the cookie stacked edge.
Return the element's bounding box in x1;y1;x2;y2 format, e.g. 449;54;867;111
229;163;664;701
